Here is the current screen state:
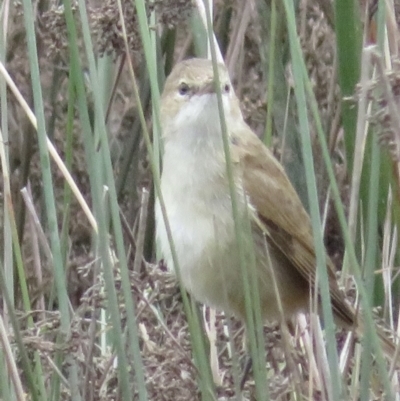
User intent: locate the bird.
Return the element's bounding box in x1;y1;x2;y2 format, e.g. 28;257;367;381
154;57;395;356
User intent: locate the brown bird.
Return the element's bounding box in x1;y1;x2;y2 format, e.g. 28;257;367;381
155;58;394;354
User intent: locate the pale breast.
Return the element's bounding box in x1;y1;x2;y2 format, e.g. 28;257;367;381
155;166;244;311
155;128;310;320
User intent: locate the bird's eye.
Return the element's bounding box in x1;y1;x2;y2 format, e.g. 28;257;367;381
223;84;230;93
178;82;190;96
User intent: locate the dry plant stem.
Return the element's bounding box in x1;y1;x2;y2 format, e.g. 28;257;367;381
307;285;328;398
339;331;355;376
43;353;69;388
351;344;362;397
0;127;11;214
15;100;35;246
225;0;253;78
0;0;12;34
297;315;323;396
83;297;98;401
138;323;152;352
328;102;342;153
98;353;117;395
0;314;25;401
119;208;139;258
26;191;45;312
217;324;245;359
321;187;331;236
0;61;98;232
0;130;10;192
105;54;126;124
144;302;195;368
0;127;12;291
223;314;242;393
20;187;53;263
204;307;222;385
312;316;333;400
382;192;395;323
385;0;400;57
83;258;103;401
133;188;150;272
126;263;195;366
279;86;291;164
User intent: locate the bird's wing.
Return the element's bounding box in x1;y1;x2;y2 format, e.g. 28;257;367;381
230;124;354;326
